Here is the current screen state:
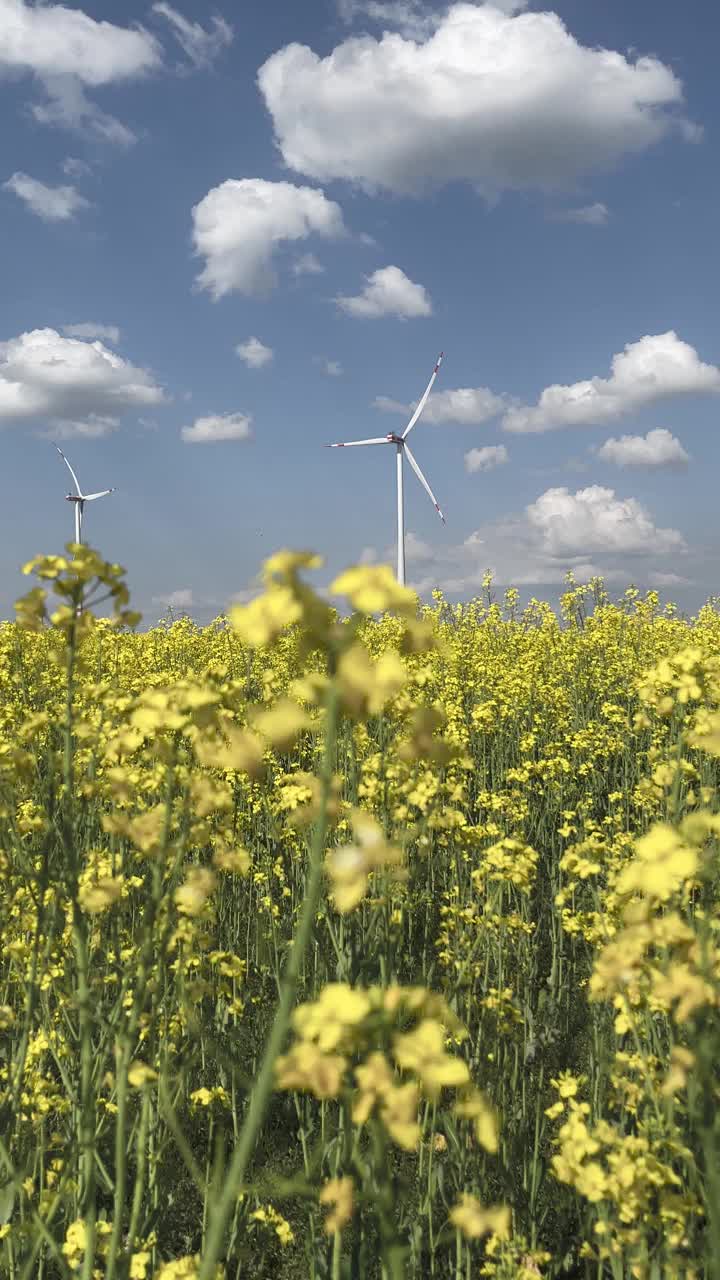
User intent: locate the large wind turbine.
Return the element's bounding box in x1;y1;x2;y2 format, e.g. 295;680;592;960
326;352;445;586
55;445;116;545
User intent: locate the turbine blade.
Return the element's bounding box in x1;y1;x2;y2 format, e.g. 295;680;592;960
404;443;445;523
325;437;389;447
55;444;82;496
83;489;116;501
401;351;444;440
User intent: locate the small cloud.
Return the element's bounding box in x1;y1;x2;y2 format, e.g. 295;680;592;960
3;171;90;221
595;428;690;470
293;252;324;276
30;78;138;148
647;571;693;588
358;545;378;564
192;178;346;300
63;323;120;344
152;588;195;609
151;3;233;69
503;331;720;434
181;412;252;443
548;202;609;226
526;484;685;556
336;265;431;319
0;327;165;432
405;531;433;561
376;385;505;426
313;355;343;376
62;156;91;178
235;336;273;368
465;444;509;473
44;414;118;439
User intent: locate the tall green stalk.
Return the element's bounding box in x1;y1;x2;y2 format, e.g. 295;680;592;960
197;684;340;1279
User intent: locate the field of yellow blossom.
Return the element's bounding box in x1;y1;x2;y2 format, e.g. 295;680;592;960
1;544;720;1280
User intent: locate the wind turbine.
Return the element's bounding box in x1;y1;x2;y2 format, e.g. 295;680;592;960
55;445;116;545
326;352;445;586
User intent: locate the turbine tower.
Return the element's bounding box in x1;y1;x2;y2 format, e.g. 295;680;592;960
326;352;445;586
55;445;116;545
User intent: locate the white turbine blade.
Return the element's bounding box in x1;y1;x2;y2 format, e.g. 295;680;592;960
55;444;82;495
401;351;444;440
83;488;116;501
404;443;446;523
325;437;389;448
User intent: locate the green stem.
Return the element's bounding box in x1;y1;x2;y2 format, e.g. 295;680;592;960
197;684;339;1279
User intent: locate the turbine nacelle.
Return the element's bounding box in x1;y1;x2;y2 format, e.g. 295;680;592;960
386;433;404;445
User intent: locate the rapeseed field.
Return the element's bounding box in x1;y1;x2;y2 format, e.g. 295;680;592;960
1;545;719;1279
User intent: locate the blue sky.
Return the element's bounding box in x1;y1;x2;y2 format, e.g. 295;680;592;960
1;0;718;622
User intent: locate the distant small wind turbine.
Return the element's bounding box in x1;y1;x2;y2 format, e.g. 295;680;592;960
326;352;445;586
55;445;116;545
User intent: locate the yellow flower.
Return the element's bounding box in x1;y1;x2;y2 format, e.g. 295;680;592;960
275;1042;347;1099
230;587;303;648
130;1251;152;1279
78;875;124;915
293;984;372;1050
393;1018;470;1097
449;1194;511;1242
617;823;698;901
319;1177;354;1234
661;1046;695;1096
128;1061;158;1088
325;812;403;914
551;1072;581;1100
212;845;251;875
252;698;311;751
62;1219;88;1265
336;644;407;718
262;549;323;580
453;1088;498;1152
330;564;418;616
174;867;217;917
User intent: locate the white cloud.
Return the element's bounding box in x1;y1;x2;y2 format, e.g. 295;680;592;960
336;265;431;319
181;412;252;443
336;0;440;38
549;202;609;225
29;76;137;146
314;356;343;376
3;172;90;221
596;428;689;470
49;414;119;440
192;178;346;300
465;444;509;473
375;384;505;424
61;156;91;178
235;336;273;368
404;530;433;561
0;0;161;144
390;485;687;597
63;323;120;345
151;4;232;69
526;485;685;557
0;328;165;435
259;3;696;197
293;251;325;276
647;571;693;588
152;587;195;609
503;332;720;434
0;0;160;82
